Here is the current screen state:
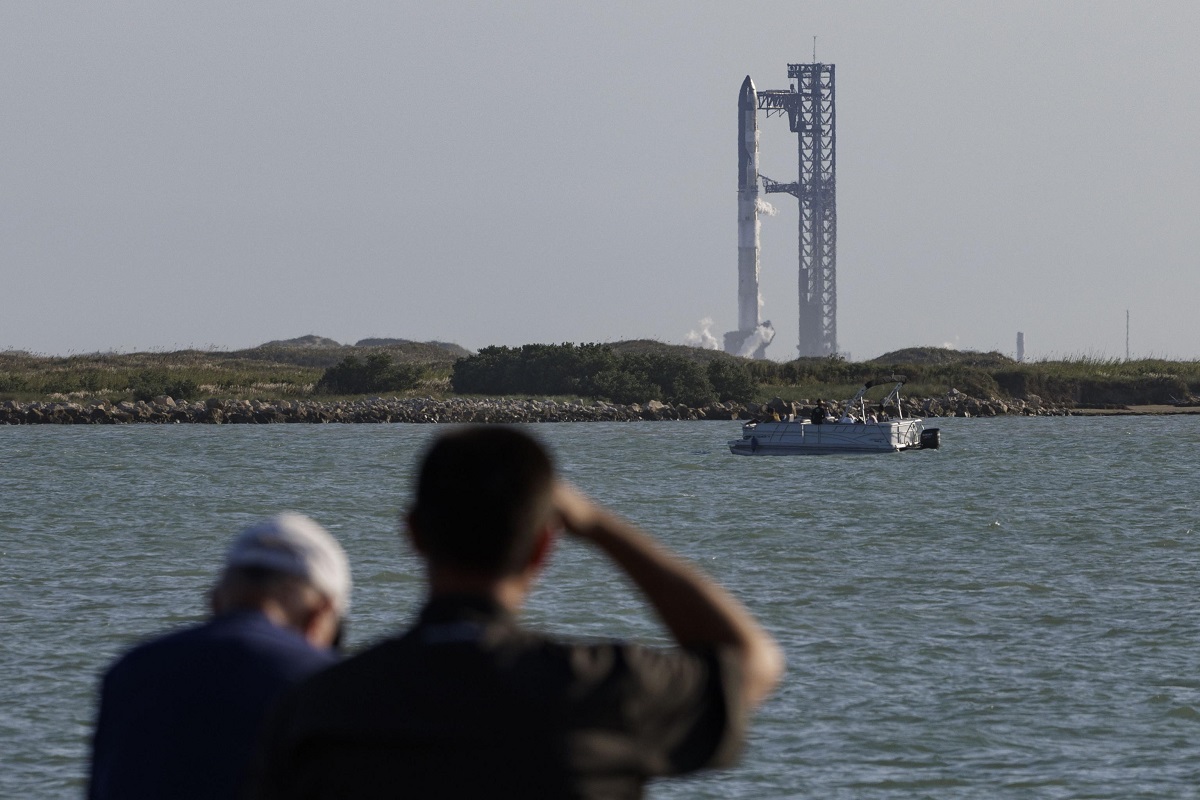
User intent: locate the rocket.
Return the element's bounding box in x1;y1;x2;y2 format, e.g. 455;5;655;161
724;75;773;358
737;75;761;334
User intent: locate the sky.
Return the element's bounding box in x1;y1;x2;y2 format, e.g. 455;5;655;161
2;2;1198;361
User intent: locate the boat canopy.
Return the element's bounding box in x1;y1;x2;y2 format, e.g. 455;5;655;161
842;376;908;420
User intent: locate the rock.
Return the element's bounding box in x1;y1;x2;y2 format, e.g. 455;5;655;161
0;393;1069;426
766;396;792;415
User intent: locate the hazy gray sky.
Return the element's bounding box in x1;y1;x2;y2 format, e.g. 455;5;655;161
3;2;1198;361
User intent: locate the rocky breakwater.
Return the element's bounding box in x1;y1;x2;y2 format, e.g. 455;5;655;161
0;390;1074;425
911;390;1073;417
749;390;1074;420
0;396;752;425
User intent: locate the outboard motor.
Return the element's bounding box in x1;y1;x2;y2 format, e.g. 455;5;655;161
919;428;941;450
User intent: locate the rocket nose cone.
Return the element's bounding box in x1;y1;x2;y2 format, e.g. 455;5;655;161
739;75;756;106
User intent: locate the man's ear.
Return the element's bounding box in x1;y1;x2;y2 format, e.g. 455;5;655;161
300;594;339;649
528;525;555;571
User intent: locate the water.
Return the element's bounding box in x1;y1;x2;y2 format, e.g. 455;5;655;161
3;417;1200;798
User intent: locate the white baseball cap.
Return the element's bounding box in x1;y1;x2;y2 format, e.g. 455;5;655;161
226;512;352;614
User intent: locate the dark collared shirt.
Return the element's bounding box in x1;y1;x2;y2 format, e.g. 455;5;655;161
253;595;743;799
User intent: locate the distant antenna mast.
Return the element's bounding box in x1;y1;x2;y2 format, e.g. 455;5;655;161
1125;309;1130;361
812;36;817;62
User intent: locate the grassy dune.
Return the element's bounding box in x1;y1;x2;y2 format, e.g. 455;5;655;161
0;341;460;402
2;341;1198;408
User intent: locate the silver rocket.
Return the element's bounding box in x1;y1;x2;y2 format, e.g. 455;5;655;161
737;75;761;334
724;76;774;358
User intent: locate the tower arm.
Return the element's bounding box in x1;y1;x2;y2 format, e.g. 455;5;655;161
756;90;794;110
760;174;801;198
756;90;802;130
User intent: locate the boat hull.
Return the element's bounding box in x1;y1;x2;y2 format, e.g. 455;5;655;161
728;419;927;455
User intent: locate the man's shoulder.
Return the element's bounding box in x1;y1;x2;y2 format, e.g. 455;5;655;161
304;626;718;683
272;624;732;724
274;622;570;714
555;636;730;680
307;633;404;676
104;613;332;686
102;618;211;677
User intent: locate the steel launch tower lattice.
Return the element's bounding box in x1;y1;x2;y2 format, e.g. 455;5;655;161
759;63;837;357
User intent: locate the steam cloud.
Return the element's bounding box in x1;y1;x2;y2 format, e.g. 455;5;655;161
754;198;778;216
685;317;720;350
737;322;775;358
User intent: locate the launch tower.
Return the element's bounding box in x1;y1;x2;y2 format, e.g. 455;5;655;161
759;62;837;357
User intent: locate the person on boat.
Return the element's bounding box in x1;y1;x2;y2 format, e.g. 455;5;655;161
89;513;351;800
250;426;784;799
811;402;826;424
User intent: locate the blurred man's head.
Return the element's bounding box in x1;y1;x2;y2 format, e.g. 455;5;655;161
408;427;555;577
212;513;351;648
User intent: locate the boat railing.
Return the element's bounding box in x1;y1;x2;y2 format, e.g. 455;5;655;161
880;382;907;419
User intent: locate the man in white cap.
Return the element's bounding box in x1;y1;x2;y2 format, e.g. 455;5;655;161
89;513;351;800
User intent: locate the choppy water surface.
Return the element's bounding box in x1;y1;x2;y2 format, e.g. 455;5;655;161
3;417;1200;798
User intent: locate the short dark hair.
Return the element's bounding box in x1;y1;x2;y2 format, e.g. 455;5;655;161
410;427;554;574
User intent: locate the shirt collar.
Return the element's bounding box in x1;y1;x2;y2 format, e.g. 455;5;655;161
418;594;513;627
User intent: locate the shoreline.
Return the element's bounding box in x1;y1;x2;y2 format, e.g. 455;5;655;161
5;396;1197;425
1069;404;1200;416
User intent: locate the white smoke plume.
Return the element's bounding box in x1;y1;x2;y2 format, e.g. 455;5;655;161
753;198;776;239
685;317;720;350
754;198;778;216
737;322;775;358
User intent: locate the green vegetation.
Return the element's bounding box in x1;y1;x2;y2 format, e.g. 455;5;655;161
0;351;319;402
3;341;1198;408
315;353;425;395
0;340;458;403
449;343;757;406
129;370;200;402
